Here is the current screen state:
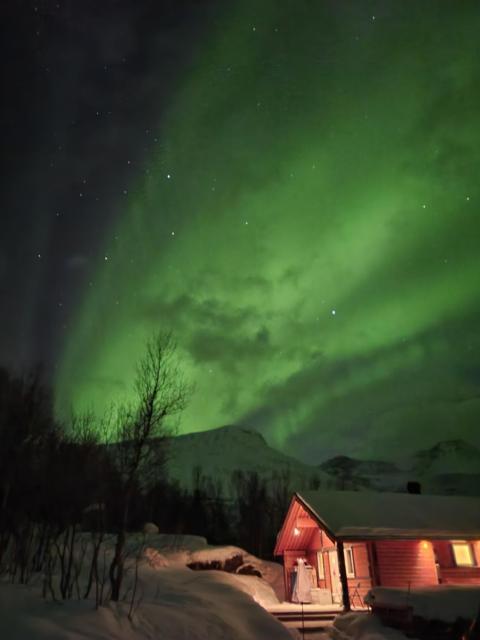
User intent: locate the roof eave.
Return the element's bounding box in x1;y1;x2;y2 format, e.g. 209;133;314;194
337;532;480;541
295;492;338;542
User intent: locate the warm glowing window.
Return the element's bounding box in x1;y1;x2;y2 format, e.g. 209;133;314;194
317;552;325;579
452;542;475;567
344;547;355;577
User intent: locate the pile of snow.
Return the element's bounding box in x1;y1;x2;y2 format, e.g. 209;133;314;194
365;585;480;623
0;571;292;640
331;612;414;640
0;534;293;640
331;585;480;639
141;534;285;606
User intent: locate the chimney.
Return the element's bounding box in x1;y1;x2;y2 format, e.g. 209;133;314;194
407;481;421;494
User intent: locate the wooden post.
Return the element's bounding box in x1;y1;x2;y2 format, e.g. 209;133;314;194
367;541;380;586
337;541;351;612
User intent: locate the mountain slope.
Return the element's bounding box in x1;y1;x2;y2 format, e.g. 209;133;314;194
165;427;480;497
165;425;331;495
411;439;480;477
319;454;405;491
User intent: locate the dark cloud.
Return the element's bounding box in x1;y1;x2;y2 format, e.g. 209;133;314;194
243;311;480;460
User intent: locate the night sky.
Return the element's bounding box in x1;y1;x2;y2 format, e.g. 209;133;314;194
2;1;480;462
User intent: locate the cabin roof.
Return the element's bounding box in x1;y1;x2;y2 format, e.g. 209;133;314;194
296;490;480;541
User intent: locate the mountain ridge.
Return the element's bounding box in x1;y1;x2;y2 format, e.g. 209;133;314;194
165;425;480;497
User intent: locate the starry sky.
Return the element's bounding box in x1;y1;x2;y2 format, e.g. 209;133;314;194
2;0;480;462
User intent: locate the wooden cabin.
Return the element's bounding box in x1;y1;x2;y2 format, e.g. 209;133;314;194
274;490;480;610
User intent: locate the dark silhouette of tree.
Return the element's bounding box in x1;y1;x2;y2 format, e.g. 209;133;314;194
232;470;268;557
109;332;190;601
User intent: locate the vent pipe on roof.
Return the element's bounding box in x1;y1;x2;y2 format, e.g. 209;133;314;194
407;481;421;494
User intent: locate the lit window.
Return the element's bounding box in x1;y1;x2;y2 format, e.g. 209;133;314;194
317;552;325;579
452;542;475;567
344;547;355;577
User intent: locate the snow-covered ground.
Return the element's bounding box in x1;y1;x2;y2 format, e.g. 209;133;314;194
0;533;296;640
329;585;480;640
331;612;415;640
365;585;480;623
4;533;479;639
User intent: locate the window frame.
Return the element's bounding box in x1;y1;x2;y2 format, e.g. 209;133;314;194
316;551;325;580
451;541;476;568
344;546;355;578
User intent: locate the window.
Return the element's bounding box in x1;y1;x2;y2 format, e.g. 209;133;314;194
344;547;355;577
316;551;325;579
452;542;476;567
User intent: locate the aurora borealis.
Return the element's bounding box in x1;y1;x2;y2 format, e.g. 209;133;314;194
3;1;480;461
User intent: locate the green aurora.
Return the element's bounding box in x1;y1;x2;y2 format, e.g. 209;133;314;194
55;1;480;461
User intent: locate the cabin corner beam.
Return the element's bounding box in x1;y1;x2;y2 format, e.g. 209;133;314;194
337;540;351;612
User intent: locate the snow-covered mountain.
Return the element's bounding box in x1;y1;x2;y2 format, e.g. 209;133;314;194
411;440;480;496
165;425;333;495
319;455;406;491
165;426;480;497
411;439;480;477
318;440;480;495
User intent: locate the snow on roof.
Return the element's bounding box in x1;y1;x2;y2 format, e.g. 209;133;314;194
297;490;480;540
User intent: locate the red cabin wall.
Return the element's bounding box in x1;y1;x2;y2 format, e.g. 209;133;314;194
374;540;438;588
347;542;373;605
305;528;330;590
434;540;480;585
306;529;322;587
314;540;372;604
277;498;374;604
302;529;373;603
277;495;480;603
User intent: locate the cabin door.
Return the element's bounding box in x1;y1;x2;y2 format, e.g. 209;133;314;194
327;549;342;604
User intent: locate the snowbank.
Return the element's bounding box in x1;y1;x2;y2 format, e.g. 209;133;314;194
0;534;292;640
142;536;285;605
331;612;415;640
0;571;292;640
365;585;480;623
330;586;480;640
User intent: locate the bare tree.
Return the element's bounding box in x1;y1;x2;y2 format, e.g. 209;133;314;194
109;332;189;601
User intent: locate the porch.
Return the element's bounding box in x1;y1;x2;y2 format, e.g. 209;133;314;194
275;498;373;611
265;602;343;629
